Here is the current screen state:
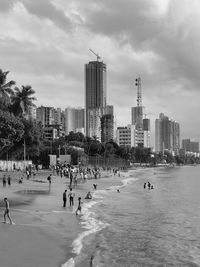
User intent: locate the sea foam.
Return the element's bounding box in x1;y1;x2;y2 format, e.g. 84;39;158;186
61;199;109;267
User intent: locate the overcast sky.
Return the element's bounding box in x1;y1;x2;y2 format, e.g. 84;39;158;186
0;0;200;142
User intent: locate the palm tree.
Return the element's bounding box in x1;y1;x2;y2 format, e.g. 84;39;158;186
11;85;36;117
0;69;15;107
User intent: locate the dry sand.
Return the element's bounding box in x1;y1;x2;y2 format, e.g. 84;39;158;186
0;169;119;267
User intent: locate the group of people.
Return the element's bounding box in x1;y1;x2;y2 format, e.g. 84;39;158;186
51;163;103;184
62;188;91;215
2;175;11;187
144;181;154;190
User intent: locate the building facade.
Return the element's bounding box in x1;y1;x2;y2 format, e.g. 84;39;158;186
85;60;107;140
155;113;180;154
36;106;64;140
116;125;136;147
64;107;85;135
101;114;114;143
182;139;199;153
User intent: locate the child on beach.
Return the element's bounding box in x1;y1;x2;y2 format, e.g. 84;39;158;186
85;191;92;199
76;197;83;215
3;198;13;224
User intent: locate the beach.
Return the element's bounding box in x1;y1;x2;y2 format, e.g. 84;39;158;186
1;166;199;267
0;169;121;267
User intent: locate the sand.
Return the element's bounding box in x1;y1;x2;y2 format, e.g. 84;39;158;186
0;169;120;267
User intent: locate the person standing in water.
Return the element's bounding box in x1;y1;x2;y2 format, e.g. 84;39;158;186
68;188;75;207
3;198;13;224
76;197;83;215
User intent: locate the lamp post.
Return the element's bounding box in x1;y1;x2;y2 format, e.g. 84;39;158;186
24;138;26;161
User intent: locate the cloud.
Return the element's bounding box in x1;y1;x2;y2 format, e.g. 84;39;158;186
0;0;15;12
0;0;200;142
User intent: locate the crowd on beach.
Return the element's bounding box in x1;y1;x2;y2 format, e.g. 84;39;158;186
1;162;123;224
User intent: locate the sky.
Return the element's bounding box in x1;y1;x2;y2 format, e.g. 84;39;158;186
0;0;200;142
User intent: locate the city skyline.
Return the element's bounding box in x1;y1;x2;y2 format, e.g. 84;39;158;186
0;0;200;141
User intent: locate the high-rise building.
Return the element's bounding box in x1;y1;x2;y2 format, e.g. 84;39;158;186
85;60;107;140
65;107;85;135
131;106;144;127
75;108;85;132
190;141;199;153
36;106;54;125
155;113;180;154
105;105;114;116
36;106;64;140
143;118;150;148
101;114;114;143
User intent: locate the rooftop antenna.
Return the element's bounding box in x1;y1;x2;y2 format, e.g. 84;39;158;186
135;77;143;130
89;49;101;61
135;77;142;108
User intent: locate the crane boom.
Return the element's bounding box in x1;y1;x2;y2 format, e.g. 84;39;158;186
89;49;101;61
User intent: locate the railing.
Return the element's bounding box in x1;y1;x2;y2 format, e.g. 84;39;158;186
0;160;32;171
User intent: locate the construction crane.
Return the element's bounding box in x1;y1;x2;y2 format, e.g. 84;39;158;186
89;49;101;61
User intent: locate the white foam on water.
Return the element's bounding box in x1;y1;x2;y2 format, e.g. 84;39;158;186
61;172;137;267
61;257;75;267
61;200;109;267
121;177;138;187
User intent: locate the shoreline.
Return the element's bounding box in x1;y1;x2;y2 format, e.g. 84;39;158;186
0;169;122;267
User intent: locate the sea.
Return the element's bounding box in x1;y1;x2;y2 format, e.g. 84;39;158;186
63;165;200;267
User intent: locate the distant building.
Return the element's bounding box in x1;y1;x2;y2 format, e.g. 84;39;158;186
36;106;64;140
131;77;150;148
155;113;180;154
101;114;114;143
36;106;54;125
43;126;59;141
85;60;107;140
131;106;144;129
143;118;150;148
105;105;114;116
182;139;199;153
88;108;101;140
64;107;84;135
116;125;136;147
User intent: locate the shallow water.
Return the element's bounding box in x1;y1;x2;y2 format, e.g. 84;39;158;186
70;166;200;267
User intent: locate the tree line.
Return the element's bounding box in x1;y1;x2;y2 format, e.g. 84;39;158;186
0;68;199;167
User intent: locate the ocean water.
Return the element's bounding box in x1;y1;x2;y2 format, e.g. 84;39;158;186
64;166;200;267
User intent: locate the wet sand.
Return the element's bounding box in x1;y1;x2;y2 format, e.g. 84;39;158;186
0;169;120;267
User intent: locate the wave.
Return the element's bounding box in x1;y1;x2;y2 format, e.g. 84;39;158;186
61;173;138;267
61;200;109;267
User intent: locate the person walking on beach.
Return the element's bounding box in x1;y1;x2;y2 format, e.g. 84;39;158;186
7;175;11;186
3;198;13;224
47;174;52;185
63;190;67;207
93;184;97;189
76;197;83;215
2;175;6;187
68;188;75;207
